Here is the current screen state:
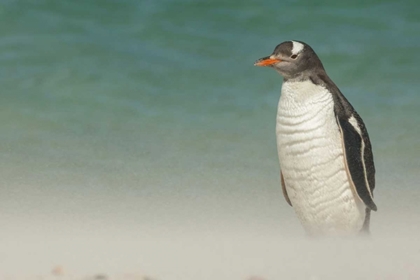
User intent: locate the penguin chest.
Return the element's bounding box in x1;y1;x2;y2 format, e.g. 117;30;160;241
276;81;365;235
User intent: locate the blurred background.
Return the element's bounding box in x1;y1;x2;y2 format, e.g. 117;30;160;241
0;0;419;279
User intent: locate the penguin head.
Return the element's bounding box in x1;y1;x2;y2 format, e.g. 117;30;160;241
255;41;324;80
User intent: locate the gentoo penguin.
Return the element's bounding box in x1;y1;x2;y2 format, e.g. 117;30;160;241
254;41;377;236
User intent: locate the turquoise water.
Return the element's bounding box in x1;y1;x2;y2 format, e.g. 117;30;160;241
1;0;420;278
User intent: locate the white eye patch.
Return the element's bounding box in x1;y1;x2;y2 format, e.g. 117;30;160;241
291;41;304;55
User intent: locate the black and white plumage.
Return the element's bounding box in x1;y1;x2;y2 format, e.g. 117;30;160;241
255;41;377;236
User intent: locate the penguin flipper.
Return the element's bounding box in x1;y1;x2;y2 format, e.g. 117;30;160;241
281;171;292;207
336;113;377;211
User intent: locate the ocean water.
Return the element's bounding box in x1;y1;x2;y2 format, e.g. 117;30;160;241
0;0;419;279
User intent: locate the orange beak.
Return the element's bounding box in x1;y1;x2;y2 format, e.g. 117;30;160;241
254;56;281;67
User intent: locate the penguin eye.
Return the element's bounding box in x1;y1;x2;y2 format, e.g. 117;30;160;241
291;54;298;59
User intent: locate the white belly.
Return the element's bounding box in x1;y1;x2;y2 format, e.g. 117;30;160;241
276;80;365;235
